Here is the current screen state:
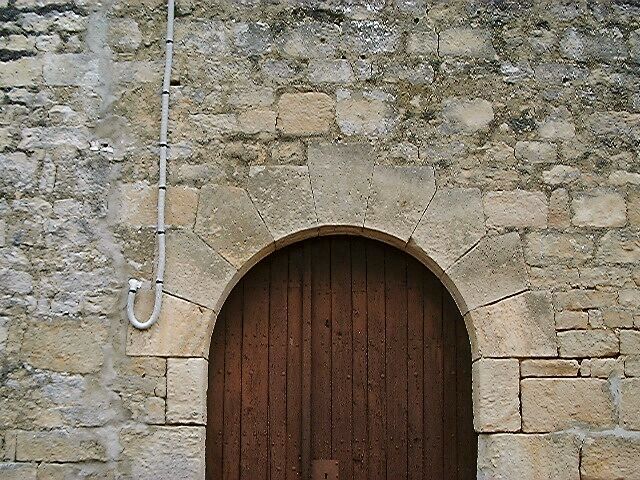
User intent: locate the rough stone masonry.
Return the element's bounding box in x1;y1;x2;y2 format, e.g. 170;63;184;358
0;0;640;478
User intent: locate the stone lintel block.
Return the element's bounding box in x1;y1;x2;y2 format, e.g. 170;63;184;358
581;435;640;480
195;184;274;270
16;429;109;462
472;359;521;432
121;425;205;480
364;165;435;244
127;292;215;358
620;378;640;430
308;142;374;229
408;188;485;279
478;433;581;480
167;358;208;425
557;330;619;358
521;359;580;377
521;378;615;432
164;230;237;312
0;463;37;480
465;291;556;359
247;166;317;244
446;232;529;315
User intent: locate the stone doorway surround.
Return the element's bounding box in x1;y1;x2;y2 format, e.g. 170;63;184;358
126;142;570;479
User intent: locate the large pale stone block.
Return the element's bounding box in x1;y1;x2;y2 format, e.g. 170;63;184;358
167;358;208;425
478;433;581;480
21;320;108;374
0;58;42;87
525;232;593;266
276;92;334;135
597;230;640;264
521;359;579;377
163;230;237;312
581;436;640;480
127;293;216;358
466;291;556;358
336;89;397;136
195;185;273;270
521;379;615;432
472;359;521;432
446;232;528;314
16;430;108;462
121;426;205;480
572;190;626;227
439;28;496;58
557;330;619;358
307;142;374;230
484;190;548;228
620;379;640;430
441;97;494;133
247;166;317;244
0;463;37;480
408;188;485;276
364;165;435;244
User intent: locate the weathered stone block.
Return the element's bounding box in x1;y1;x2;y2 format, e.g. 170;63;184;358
439;28;496;58
406;31;439;56
581;436;640;480
167;358;208;425
597;230;640;264
525;232;593;266
307;142;374;230
195;185;273;270
555;311;589;330
466;291;556;358
0;463;37;480
247;166;317;244
521;379;615;432
472;359;521;432
626;356;640;377
441;97;494;134
484;190;548;228
0;58;41;87
620;329;640;355
409;188;485;275
364;165;435;244
554;289;617;310
521;359;579;377
336;89;396;136
276;92;334;135
572;190;626;228
446;232;528;314
127;292;215;358
16;429;108;462
514;141;558;163
557;330;618;358
308;59;354;84
237;109;276;134
478;433;581;480
36;463;115;479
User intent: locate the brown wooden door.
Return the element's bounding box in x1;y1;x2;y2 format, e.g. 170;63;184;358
206;236;476;480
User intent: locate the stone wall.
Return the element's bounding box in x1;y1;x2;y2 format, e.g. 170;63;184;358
1;0;639;478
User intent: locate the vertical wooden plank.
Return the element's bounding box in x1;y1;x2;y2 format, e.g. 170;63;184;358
366;241;386;480
331;238;353;480
423;271;443;479
442;292;458;480
385;248;408;480
223;285;243;480
455;302;476;480
351;239;368;480
287;246;304;480
311;238;332;460
270;252;288;480
301;243;313;480
241;261;270;480
207;307;226;480
406;259;424;480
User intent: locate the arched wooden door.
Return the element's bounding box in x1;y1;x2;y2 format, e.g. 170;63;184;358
206;236;476;480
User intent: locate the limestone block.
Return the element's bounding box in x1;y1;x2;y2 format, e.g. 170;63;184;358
127;292;215;358
307;142;374;230
21;320;108;374
408;188;485;276
0;463;36;479
557;330;619;358
446;232;529;314
108;18;142;52
521;379;615;432
406;31;439;57
0;58;42;87
521;359;579;377
538;113;576;139
581;436;640;480
572;190;626;228
364;165;435;245
16;429;108;462
585;358;624;378
478;433;581;480
597;230;640;264
336;89;397;136
163;230;237;311
602;310;633;328
308;59;354;84
121;426;205;480
466;291;556;358
36;463;115;479
439;28;496;58
626;356;640;377
554;289;617;310
441;97;494;134
621;329;640;355
543;165;580;185
484;190;548;228
237;109;276;134
276;92;334;135
195;185;273;270
472;359;521;432
525;232;593;266
167;358;208;424
110;183;198;227
555;311;589;330
514;141;558;163
247;166;317;244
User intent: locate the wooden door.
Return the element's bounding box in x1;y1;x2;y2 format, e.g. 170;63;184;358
206;236;476;480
